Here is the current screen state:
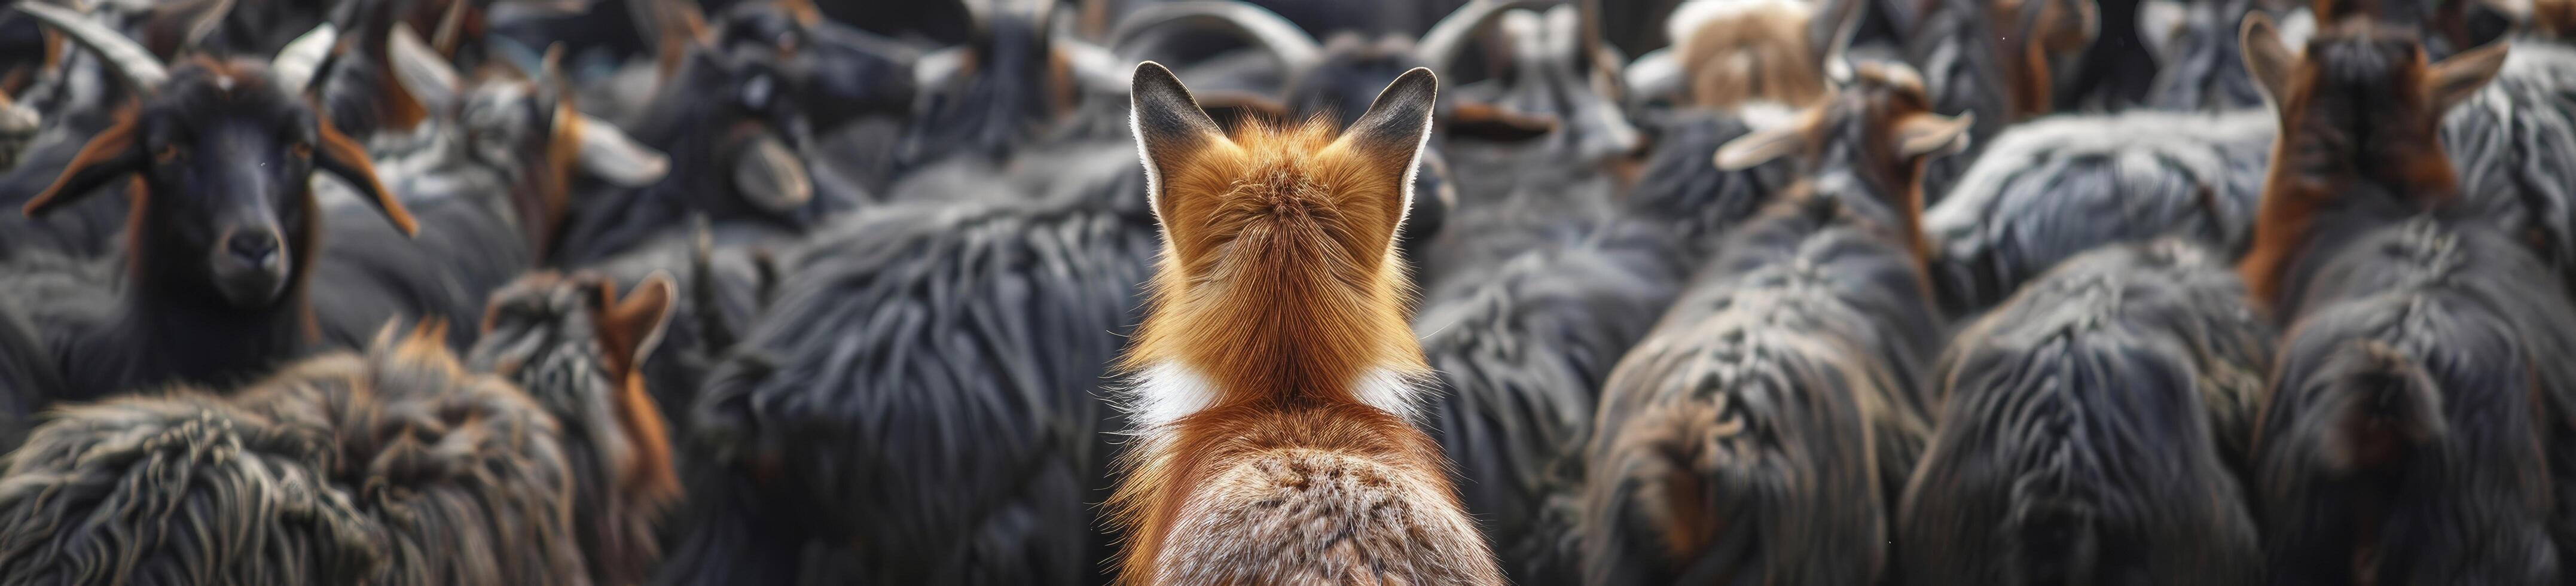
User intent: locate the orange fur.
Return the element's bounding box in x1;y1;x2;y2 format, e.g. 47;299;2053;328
2236;16;2475;307
1112;65;1498;585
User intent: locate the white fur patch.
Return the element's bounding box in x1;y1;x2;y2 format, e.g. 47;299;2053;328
1123;362;1430;427
1667;0;1813;49
1127;361;1219;428
1349;367;1427;423
1735;101;1800;130
215;74;235;91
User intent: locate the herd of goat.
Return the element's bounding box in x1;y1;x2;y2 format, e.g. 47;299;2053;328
0;0;2570;582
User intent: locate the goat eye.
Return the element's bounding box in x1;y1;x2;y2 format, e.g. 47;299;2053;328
153;145;184;162
289;142;313;158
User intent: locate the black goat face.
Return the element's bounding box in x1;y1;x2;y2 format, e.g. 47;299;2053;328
142;71;322;308
900;12;1060;166
24;59;411;310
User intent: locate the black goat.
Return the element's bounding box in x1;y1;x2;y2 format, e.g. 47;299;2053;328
312;26;668;350
658;141;1154;585
1925;109;2273;313
1897;239;2269;585
1579;61;1965;586
472;271;682;586
1898;0;2096;198
2231;9;2576;583
1;4;413;400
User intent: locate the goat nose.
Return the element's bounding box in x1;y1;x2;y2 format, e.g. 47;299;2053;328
226;232;281;267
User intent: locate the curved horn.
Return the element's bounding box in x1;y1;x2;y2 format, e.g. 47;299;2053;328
1624;46;1680;99
177;0;234;56
1414;0;1557;73
1109;2;1321;71
13;2;168;90
270;23;335;93
431;0;471;56
1813;0;1866;83
1056;38;1133;94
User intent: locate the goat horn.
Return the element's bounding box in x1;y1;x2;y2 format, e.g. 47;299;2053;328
431;0;471;56
12;2;167;90
1415;0;1557;75
1624;46;1680;99
177;0;234;56
1814;0;1866;84
1056;38;1134;94
1110;1;1321;72
271;23;335;93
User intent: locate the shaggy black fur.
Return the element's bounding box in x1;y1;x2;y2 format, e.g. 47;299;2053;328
2257;218;2576;585
1898;239;2269;585
1581;182;1943;586
2441;39;2576;288
1926;109;2275;313
657;142;1153;585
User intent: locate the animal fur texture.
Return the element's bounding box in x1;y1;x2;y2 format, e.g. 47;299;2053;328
471;273;682;586
663;141;1154;585
1925;109;2275;312
0;323;597;585
1110;63;1500;586
1898;239;2269;585
0;391;383;585
1667;0;1834;109
1579;62;1961;586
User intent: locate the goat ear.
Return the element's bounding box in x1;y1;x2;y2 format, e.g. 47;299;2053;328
2240;12;2296;108
315;120;418;235
1894;111;1974;160
1128;60;1225;222
2425;40;2508;112
1713;124;1805;171
25;116;144;218
2137;0;2189;66
1446;100;1559;142
597;271;676;379
569;113;670;187
1332;67;1440;231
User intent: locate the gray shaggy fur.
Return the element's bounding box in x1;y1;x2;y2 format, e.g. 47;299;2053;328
238;327;590;586
661;143;1153;585
1925;110;2274;313
1411;109;1791;584
0;393;383;585
1581;183;1942;586
2143;0;2273;111
1898;239;2267;586
2258;218;2576;585
472;274;680;586
2442;39;2576;285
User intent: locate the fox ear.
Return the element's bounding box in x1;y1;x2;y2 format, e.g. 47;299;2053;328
1332;67;1440;237
1128;60;1225;225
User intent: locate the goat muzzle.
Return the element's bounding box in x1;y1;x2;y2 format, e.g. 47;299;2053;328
210;227;291;308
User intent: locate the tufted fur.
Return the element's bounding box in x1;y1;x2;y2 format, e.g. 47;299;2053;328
1899;239;2269;585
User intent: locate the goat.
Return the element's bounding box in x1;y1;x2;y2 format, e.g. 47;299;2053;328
230;322;592;585
1578;60;1967;586
1626;0;1852;110
311;26;669;350
0;12;53;170
1107;62;1500;586
2228;10;2576;583
1901;0;2097;197
1896;239;2268;585
0;390;385;585
1924;108;2275;313
2;4;414;400
553;0;912;264
657;135;1158;585
471;271;681;586
2233;10;2508;312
